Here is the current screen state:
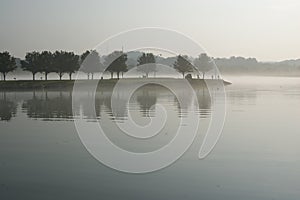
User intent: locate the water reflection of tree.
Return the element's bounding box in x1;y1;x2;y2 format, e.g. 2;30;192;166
22;89;112;121
78;83;128;120
175;88;194;113
136;85;157;117
80;92;105;119
193;86;212;118
0;92;17;121
111;96;128;120
174;84;212;118
22;91;73;120
18;82;213;121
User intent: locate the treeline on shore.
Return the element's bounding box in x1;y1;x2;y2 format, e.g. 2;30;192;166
1;50;300;81
0;50;216;81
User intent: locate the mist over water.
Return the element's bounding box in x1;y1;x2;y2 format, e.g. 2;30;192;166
1;76;300;199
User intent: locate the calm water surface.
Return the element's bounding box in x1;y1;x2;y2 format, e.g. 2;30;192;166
0;76;300;200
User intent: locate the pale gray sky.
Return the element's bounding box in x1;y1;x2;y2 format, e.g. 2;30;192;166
0;0;299;61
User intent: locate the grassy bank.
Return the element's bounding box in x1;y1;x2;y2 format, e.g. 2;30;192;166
0;80;76;90
0;78;231;90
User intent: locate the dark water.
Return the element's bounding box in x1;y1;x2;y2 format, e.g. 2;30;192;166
0;77;300;199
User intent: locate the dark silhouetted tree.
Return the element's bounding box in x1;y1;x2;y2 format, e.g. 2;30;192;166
21;51;41;80
0;51;16;81
53;51;79;80
137;53;156;78
104;51;128;79
65;52;80;80
194;53;213;79
173;55;194;78
39;51;54;80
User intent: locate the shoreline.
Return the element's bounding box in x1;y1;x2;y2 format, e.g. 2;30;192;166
0;78;231;90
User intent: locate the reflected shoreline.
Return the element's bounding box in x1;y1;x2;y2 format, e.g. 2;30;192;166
0;81;214;121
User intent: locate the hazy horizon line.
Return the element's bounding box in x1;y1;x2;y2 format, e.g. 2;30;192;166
1;49;299;63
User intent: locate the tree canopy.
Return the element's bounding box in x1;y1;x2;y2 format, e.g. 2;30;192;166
80;50;103;79
21;51;41;80
174;55;194;78
0;51;17;81
39;51;54;80
104;51;128;79
137;53;156;78
194;53;213;79
53;51;79;80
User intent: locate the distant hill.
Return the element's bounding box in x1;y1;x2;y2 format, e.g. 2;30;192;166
214;57;300;76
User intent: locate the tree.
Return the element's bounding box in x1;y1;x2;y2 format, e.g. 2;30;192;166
194;53;213;79
173;55;194;78
53;51;79;80
21;51;41;80
0;52;17;81
80;50;103;80
65;52;79;80
39;51;54;80
137;53;156;78
104;51;128;79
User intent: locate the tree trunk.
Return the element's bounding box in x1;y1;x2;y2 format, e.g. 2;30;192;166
45;72;48;81
117;72;120;79
32;73;36;81
91;73;94;80
182;72;185;78
87;73;89;80
59;72;63;80
69;73;72;80
3;73;6;81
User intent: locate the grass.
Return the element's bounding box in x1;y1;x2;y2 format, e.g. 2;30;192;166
0;78;231;90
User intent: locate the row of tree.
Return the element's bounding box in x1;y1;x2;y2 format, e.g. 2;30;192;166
21;51;80;81
0;50;213;81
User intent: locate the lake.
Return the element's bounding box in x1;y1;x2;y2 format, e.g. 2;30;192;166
0;76;300;199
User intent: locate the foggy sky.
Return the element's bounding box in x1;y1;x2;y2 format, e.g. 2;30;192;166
0;0;299;61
